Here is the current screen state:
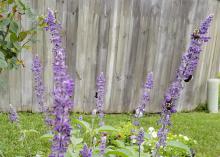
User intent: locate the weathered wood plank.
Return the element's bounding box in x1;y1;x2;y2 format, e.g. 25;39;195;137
0;71;10;112
20;0;33;111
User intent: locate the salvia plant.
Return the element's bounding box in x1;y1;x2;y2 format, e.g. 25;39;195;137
155;14;213;156
95;72;106;127
80;144;92;157
30;9;213;157
133;72;153;126
9;104;19;123
32;55;52;126
44;9;74;157
32;55;45;112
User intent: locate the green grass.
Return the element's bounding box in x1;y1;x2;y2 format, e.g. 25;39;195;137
0;112;220;157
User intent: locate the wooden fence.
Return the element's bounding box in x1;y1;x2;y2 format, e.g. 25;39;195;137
0;0;220;113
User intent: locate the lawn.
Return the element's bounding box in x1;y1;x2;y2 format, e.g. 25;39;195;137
0;112;219;157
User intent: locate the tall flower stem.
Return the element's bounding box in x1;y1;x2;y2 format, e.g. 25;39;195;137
44;9;74;157
95;72;106;126
32;55;52;126
155;15;213;155
133;72;153;126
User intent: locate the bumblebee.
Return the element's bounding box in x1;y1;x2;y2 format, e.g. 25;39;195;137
95;92;98;98
165;102;173;110
184;75;193;82
165;98;173;110
192;29;200;40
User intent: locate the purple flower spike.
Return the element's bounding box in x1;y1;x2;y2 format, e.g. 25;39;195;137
80;144;92;157
135;72;154;118
144;72;154;89
99;135;107;156
9;104;19;123
96;72;106;126
45;9;74;157
156;15;213;151
32;55;52;125
32;56;45;111
136;127;145;146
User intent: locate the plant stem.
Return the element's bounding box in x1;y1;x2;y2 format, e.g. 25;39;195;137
139;145;141;157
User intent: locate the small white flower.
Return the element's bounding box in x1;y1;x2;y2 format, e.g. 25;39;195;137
148;127;155;132
183;136;189;141
179;134;183;137
152;131;157;138
130;135;137;144
135;108;144;118
92;109;97;115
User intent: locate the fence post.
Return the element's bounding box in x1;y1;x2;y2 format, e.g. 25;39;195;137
207;79;219;113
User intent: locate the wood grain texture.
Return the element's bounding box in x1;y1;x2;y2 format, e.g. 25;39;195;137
0;0;220;113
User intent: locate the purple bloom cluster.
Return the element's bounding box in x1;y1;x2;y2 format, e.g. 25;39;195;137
77;115;83;129
177;15;214;81
99;135;107;156
80;144;92;157
136;127;145;146
156;15;213;150
95;72;106;126
44;9;74;157
32;56;45;112
9;104;19;123
134;72;153;125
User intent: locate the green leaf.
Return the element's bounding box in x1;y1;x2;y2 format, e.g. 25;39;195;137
72;118;91;132
7;0;14;4
0;59;8;68
105;148;132;157
13;42;21;52
95;125;118;133
112;140;125;148
65;150;78;157
0;19;10;27
18;31;27;42
22;129;39;135
10;33;18;42
0;51;5;59
0;149;4;157
70;136;83;146
15;0;26;13
167;140;191;155
40;133;53;141
9;21;19;34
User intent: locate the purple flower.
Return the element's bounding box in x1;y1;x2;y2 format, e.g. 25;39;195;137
144;72;153;89
135;72;154;118
32;55;45;112
176;15;214;81
133;120;140;126
45;9;74;157
9;104;19;123
80;144;92;157
136;128;145;146
32;56;52;125
77;115;83;128
99;135;107;156
156;15;213;150
95;72;106;126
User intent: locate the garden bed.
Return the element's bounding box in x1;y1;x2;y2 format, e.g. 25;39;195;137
0;112;219;157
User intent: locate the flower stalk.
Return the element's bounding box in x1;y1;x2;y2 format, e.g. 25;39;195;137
95;72;106;126
155;15;214;155
44;9;74;157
